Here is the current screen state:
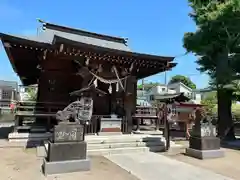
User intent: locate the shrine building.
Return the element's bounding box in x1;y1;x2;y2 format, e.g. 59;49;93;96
0;21;176;133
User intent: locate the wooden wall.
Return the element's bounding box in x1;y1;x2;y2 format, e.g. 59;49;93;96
36;55;137;132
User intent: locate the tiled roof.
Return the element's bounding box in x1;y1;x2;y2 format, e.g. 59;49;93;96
2;22;131;52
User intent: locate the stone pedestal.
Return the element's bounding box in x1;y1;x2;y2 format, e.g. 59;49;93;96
189;136;220;150
186;136;224;159
42;122;90;176
99;114;122;135
185;119;224;159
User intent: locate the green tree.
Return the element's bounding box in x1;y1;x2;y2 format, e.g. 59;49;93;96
201;91;217;115
169;75;196;89
183;0;240;140
26;88;37;101
137;82;161;91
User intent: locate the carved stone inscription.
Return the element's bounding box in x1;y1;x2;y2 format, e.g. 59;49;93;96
53;123;84;143
200;123;217;137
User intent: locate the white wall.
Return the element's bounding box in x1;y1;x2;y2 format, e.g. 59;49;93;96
179;86;192;97
145;82;203;104
192;92;202;104
149;85;176;95
168;83;192;97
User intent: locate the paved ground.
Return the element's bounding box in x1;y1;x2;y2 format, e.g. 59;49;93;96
0;148;139;180
164;141;240;180
165;149;240;180
105;152;233;180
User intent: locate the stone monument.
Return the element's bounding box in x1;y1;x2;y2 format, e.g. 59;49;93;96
185;108;224;159
42;97;93;175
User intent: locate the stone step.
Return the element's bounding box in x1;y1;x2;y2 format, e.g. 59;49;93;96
8;132;52;142
86;134;165;144
87;146;165;156
37;142;165;157
8;133;165;142
87;141;165;150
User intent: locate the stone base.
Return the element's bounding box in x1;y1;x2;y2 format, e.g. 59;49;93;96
47;141;87;162
185;148;224;159
189;136;220;150
42;158;90;176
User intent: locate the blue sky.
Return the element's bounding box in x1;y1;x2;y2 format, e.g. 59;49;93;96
0;0;209;88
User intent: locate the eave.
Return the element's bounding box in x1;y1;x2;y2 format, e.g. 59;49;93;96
0;32;177;84
52;35;176;79
0;33;51;85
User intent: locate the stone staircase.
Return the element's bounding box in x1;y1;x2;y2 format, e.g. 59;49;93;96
37;134;182;157
86;134;166;155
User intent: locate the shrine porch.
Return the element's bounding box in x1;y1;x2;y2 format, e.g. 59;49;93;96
12;102;165;134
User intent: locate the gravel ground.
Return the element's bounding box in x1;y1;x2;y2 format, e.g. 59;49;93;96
0;147;139;180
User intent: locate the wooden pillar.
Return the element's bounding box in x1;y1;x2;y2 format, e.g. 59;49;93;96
124;76;137;133
163;104;170;150
111;84;116;114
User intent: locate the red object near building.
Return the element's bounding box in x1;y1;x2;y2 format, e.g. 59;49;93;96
10;103;15;112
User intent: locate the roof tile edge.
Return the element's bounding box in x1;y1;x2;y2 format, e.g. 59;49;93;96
43;22;128;44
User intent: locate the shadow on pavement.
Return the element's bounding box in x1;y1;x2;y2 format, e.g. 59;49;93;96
221;138;240;150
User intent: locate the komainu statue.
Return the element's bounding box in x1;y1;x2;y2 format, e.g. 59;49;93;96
56;97;93;124
192;107;216;137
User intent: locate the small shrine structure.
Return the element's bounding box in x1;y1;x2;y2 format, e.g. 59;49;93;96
155;93;204;138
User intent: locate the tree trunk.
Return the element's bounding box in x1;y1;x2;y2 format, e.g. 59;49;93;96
215;50;236;141
217;88;235;140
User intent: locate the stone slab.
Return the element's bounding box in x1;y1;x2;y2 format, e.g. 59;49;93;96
47;141;87;162
105;152;232;180
42;158;90;176
189;136;220;150
98;132;123;136
185;148;225;159
8;132;52;140
53;123;84;143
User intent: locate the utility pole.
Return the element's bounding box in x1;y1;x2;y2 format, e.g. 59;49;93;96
164;71;168;91
36;18;45;36
142;78;144;96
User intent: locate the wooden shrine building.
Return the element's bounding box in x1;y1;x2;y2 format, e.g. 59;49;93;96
0;21;176;133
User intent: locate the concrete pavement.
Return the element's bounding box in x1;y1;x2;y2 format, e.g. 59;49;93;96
105;152;233;180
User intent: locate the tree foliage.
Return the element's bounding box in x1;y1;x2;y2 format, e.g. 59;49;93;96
26;88;37;101
183;0;240;140
137;82;161;91
184;0;240;83
169;75;196;89
201;91;217;115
